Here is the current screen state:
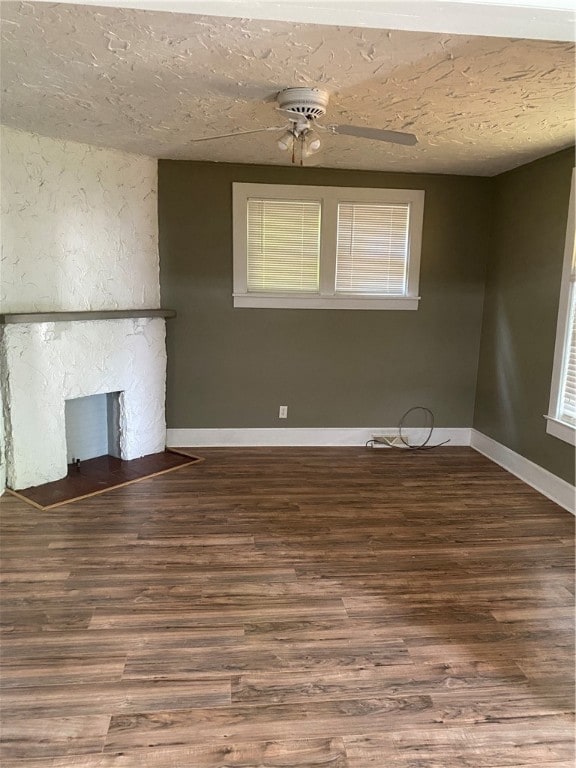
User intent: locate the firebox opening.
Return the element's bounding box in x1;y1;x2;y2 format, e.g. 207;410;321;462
64;392;121;465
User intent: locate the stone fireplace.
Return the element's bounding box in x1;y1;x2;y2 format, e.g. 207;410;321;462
1;127;166;494
1;312;171;490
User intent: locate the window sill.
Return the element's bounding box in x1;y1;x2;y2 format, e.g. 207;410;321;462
544;415;576;446
233;294;420;310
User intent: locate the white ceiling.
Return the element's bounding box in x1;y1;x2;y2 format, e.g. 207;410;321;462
1;1;574;175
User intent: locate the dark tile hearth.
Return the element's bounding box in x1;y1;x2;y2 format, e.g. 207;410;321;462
10;450;202;509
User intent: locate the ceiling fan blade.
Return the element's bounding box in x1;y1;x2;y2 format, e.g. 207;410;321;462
190;126;286;143
332;124;418;146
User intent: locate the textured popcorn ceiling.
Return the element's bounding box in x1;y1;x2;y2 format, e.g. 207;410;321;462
1;2;574;175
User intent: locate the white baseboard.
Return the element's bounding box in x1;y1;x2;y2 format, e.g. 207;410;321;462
471;429;575;515
167;427;471;448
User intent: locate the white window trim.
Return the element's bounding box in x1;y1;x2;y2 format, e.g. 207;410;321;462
232;182;425;310
545;167;576;446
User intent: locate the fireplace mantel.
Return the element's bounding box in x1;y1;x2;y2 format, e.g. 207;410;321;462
0;309;176;324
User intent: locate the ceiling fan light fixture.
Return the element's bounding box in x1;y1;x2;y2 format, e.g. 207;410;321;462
304;135;321;156
277;130;294;151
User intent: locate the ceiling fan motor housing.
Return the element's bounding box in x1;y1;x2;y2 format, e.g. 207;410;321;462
277;87;329;120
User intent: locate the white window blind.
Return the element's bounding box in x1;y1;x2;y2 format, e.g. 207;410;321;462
246;198;321;293
558;255;576;425
336;202;410;295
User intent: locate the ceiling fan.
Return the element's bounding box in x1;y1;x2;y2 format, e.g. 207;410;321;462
191;87;417;165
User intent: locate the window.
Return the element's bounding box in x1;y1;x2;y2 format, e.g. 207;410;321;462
233;183;425;310
246;198;320;293
546;168;576;446
336;202;410;295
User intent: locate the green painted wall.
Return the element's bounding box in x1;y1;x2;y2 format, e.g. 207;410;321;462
159;161;491;429
474;148;575;484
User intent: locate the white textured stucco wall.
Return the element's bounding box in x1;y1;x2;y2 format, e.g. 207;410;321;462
0;125;159;312
0;127;166;491
0;352;6;492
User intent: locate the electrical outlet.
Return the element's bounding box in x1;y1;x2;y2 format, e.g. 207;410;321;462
279;405;288;419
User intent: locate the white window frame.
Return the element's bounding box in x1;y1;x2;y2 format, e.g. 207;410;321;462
545;167;576;446
232;183;425;310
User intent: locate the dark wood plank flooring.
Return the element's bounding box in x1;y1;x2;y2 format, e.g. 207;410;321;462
0;446;574;767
